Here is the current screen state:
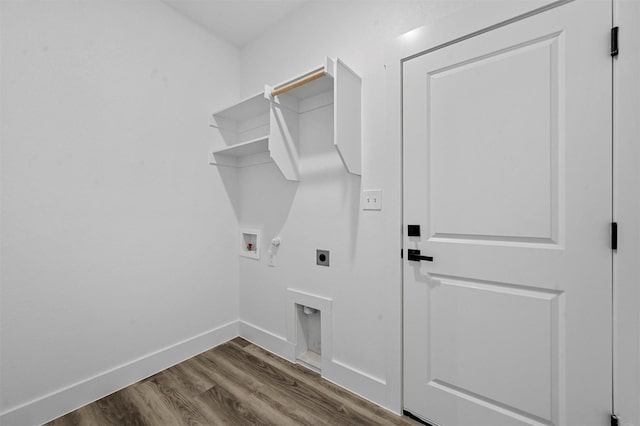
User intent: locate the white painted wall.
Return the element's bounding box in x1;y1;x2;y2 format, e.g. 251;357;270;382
0;1;240;423
238;1;471;411
4;0;636;423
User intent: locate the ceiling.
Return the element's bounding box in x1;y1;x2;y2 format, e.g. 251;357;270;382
162;0;311;47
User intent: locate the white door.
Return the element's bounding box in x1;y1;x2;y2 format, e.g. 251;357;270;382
403;2;612;426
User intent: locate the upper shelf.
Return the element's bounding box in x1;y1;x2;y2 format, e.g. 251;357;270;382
211;92;269;122
270;68;334;100
209;57;362;181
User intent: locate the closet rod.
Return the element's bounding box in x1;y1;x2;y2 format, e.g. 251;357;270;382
271;69;326;97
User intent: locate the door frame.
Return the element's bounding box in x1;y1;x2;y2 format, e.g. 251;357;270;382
384;0;640;423
612;1;640;423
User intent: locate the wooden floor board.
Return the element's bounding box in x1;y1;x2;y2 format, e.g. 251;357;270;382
194;353;302;425
96;389;149;426
242;344;411;426
201;348;331;426
144;377;211;426
46;338;419;426
210;345;373;425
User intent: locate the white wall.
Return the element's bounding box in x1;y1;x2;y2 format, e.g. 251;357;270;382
4;1;635;424
238;1;470;411
0;1;240;423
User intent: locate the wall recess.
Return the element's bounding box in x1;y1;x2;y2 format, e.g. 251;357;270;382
239;229;261;259
286;289;333;374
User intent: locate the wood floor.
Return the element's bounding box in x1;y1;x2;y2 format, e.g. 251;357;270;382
47;338;420;425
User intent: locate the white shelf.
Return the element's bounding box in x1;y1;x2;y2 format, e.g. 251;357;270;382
212;92;269;122
210;92;270;147
209;136;271;168
209;92;272;169
212;136;269;157
271;67;334;100
266;57;362;177
209;136;273;168
209;57;361;180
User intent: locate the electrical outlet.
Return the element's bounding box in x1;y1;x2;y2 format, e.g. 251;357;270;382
363;190;382;210
316;249;330;266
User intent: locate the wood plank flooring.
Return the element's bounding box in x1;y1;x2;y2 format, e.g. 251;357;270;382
47;338;420;426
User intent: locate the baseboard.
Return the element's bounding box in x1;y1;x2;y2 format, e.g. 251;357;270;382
322;358;388;410
2;320;393;425
0;321;239;426
238;320;296;362
238;319;390;411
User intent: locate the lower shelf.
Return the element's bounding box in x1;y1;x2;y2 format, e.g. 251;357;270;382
210;136;271;168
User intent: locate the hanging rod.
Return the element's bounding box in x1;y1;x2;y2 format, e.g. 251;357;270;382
270;69;326;97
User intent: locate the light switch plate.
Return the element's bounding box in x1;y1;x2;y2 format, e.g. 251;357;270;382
363;190;382;210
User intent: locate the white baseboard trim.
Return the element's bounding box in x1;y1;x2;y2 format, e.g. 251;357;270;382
0;321;239;426
322;358;388;410
2;320;393;425
238;320;296;362
238;320;389;411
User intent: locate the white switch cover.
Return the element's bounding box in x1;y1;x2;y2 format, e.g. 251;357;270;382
363;190;382;210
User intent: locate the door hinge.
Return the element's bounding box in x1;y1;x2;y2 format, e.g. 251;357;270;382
611;26;619;57
612;222;618;250
611;414;619;426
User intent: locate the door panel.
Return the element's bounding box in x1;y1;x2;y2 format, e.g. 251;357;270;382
403;2;612;426
429;276;560;421
428;34;560;242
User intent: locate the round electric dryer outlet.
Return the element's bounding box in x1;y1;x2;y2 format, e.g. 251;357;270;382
316;249;330;266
